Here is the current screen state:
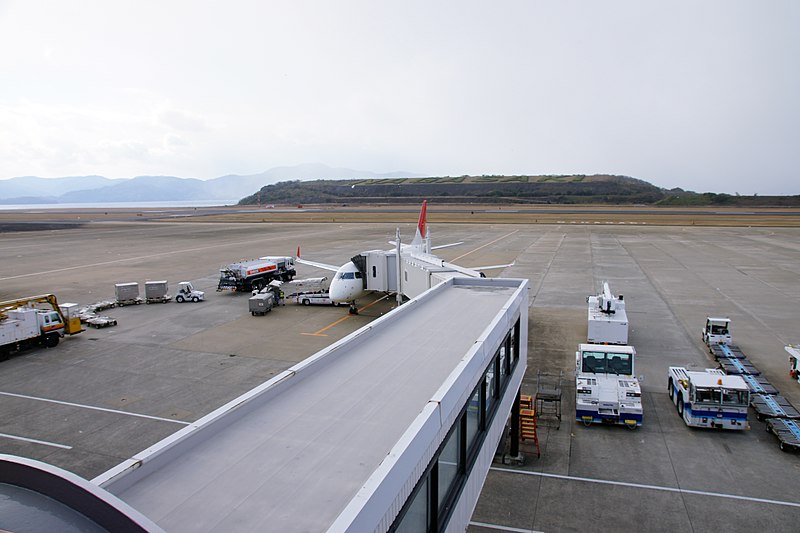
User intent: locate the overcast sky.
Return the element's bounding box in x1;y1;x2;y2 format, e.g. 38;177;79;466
1;1;798;194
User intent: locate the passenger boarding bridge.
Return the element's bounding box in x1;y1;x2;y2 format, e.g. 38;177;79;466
0;276;528;532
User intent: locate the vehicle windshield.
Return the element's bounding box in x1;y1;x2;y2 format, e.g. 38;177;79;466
694;387;720;404
710;324;729;335
581;351;632;375
338;271;363;280
721;389;748;405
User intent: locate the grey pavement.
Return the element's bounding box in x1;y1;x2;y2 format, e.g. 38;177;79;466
1;220;799;532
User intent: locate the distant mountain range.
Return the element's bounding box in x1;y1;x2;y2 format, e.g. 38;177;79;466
0;164;419;205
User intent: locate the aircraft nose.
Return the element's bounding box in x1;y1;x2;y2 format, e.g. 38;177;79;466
329;279;347;303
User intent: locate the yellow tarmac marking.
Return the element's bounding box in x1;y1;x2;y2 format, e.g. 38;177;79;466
450;230;519;263
301;295;390;337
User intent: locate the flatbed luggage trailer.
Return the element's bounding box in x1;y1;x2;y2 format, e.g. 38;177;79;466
668;367;749;430
766;419;800;452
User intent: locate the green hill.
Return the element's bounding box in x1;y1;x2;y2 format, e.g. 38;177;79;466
239;174;664;205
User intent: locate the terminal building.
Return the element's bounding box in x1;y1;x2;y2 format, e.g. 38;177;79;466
0;276;528;532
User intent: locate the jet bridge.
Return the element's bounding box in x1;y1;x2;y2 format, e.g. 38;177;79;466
357;249;473;300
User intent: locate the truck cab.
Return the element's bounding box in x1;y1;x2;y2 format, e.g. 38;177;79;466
703;317;731;346
575;343;642;428
668;367;749;429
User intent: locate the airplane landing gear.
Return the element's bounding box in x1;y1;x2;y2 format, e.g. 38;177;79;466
348;302;359;315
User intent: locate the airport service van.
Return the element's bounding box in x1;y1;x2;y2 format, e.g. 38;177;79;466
587;281;628;345
668;367;749;429
575;343;642;428
702;317;732;346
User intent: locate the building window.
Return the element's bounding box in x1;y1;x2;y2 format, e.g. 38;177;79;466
437;423;461;514
394;476;430;533
499;344;508;387
392;320;521;532
465;386;481;456
485;359;496;416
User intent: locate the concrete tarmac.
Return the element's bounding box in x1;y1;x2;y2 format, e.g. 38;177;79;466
1;219;799;532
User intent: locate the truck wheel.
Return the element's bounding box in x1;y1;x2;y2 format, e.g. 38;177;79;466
676;394;684;416
253;280;264;291
192;297;199;302
176;295;185;303
44;334;59;348
302;299;310;306
668;378;674;400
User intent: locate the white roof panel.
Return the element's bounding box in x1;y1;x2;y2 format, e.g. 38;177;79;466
108;280;521;532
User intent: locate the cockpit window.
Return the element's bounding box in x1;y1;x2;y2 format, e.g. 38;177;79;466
338;271;363;280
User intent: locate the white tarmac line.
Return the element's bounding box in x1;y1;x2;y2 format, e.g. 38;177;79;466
0;432;72;449
0;391;190;425
469;521;543;533
451;230;520;263
491;467;800;509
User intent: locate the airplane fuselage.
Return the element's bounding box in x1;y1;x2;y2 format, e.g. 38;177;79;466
328;261;368;304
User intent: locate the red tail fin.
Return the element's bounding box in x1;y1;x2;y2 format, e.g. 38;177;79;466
414;200;427;245
296;246;300;258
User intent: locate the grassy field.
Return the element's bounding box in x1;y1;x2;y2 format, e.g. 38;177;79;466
1;204;800;227
188;205;800;227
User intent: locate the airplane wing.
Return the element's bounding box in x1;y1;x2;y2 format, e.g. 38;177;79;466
469;262;515;271
296;258;341;273
430;242;463;251
389;241;463;251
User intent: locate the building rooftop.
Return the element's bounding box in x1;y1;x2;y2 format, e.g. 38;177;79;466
100;278;524;532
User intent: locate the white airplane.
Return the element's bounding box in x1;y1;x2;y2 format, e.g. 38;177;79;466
296;201;512;313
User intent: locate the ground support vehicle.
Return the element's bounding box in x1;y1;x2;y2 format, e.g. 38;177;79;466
711;343;761;375
77;301;118;328
249;293;275;316
586;281;628;345
766;418;800;452
295;292;343;306
144;281;171;304
709;343;746;360
786;345;800;383
115;282;142;306
218;256;296;292
739;374;778;396
278;277;328;298
575;343;642;428
667;367;749;429
751;395;800;421
703;317;732;346
83;314;118;328
0;294;83;356
717;357;761;376
175;282;205;303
